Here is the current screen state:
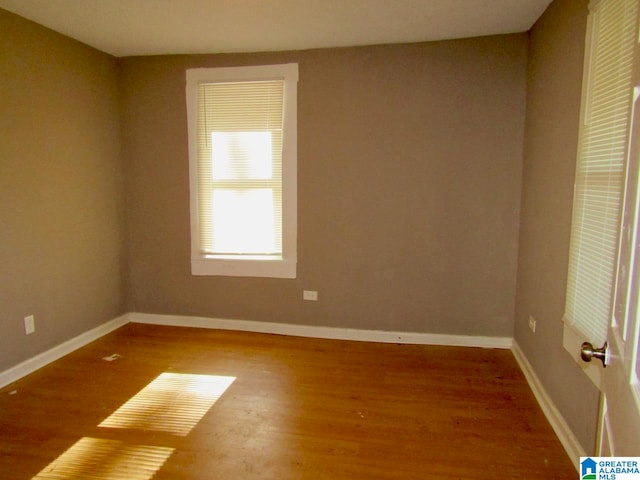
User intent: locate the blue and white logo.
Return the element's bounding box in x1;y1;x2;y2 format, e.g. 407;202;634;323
580;457;640;480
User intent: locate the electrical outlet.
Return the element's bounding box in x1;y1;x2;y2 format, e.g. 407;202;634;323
24;315;35;335
303;290;318;301
528;315;536;333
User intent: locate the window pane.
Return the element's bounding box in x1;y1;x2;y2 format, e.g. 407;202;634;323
211;131;273;180
211;189;276;254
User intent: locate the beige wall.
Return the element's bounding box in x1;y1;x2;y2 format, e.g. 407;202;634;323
0;9;127;371
514;0;600;453
121;35;527;336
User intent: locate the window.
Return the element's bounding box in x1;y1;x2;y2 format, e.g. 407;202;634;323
563;0;638;384
186;64;298;278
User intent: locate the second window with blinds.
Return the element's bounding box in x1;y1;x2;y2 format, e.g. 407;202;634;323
562;0;638;385
186;64;298;278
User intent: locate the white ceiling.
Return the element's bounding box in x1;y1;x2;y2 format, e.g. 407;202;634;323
0;0;553;57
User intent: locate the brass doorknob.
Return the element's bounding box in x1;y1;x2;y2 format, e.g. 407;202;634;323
580;341;608;367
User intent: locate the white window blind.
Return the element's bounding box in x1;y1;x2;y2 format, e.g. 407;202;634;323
564;0;638;345
197;80;284;258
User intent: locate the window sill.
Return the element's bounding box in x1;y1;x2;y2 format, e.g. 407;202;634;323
191;256;296;279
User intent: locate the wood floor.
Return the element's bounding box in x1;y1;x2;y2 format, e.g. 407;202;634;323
0;323;577;479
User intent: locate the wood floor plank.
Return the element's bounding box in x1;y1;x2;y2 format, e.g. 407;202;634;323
0;323;577;479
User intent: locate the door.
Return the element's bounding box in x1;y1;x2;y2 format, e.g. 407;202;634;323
572;0;640;455
596;82;640;456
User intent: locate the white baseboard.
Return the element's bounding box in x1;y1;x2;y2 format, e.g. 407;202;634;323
0;313;130;389
511;340;585;468
0;312;510;389
129;312;513;349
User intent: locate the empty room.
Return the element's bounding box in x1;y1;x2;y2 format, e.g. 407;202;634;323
1;0;639;478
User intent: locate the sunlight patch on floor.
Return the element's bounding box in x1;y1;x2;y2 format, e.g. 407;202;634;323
32;437;174;480
99;373;235;436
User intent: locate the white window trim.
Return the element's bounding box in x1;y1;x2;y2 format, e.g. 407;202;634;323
186;64;298;278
